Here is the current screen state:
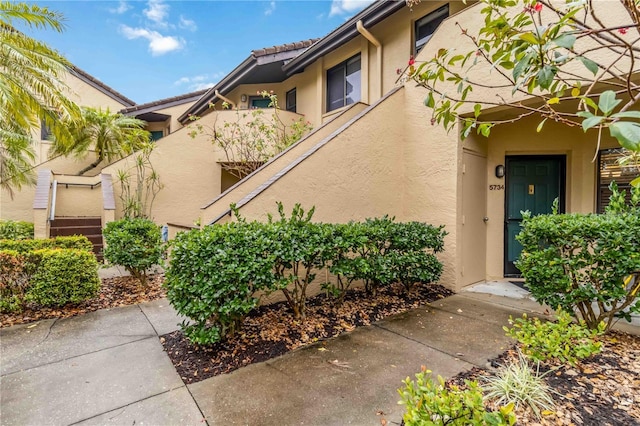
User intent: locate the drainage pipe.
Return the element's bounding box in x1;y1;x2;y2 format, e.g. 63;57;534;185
49;180;58;221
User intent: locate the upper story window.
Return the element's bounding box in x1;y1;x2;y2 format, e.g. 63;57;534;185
326;54;361;112
150;130;164;141
415;4;449;54
249;96;272;109
286;88;297;113
40;120;52;141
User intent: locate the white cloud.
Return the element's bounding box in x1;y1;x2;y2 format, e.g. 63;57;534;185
329;0;376;17
174;72;225;91
120;25;184;56
144;0;170;27
109;1;131;14
264;1;276;16
178;15;197;31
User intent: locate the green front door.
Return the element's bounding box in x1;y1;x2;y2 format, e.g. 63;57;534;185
504;156;565;276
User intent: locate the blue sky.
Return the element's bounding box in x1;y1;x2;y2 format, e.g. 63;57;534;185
25;0;377;104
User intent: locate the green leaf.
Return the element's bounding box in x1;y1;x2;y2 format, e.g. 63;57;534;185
552;33;576;49
611;111;640;119
631;176;640;188
609;121;640;151
577;56;598;75
536;118;548;133
519;32;539;44
474;104;482;118
537;66;556;90
424;93;435;108
598;91;621;115
581;116;605;131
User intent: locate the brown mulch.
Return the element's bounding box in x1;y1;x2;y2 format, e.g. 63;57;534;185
160;283;454;385
0;274;166;328
449;330;640;425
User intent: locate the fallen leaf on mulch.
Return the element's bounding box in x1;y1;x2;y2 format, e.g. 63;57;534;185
160;283;453;384
451;330;640;425
0;274;165;328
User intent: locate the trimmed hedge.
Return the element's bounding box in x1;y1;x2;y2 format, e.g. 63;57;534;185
166;204;446;345
0;236;93;253
27;249;100;307
103;218;164;287
0;220;34;240
0;244;100;313
516;210;640;330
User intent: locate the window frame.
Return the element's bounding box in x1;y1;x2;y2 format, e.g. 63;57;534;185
286;88;297;113
414;4;449;54
326;53;361;113
596;148;636;213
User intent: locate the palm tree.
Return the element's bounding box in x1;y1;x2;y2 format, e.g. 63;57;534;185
53;107;149;175
0;1;79;196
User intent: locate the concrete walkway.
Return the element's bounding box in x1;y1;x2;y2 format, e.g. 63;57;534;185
1;292;548;426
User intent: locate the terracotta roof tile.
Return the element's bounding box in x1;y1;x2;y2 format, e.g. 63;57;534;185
251;38;320;58
121;89;208;114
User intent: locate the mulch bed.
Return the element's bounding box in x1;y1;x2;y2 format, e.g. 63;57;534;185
160;283;454;385
0;274;165;328
449;330;640;425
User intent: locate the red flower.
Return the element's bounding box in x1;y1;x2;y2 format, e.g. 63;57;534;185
408;55;415;66
534;2;542;12
619;27;628;35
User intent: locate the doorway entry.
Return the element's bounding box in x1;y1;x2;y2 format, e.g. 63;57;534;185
504;156;566;276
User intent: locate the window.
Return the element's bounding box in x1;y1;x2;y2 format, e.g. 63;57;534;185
597;148;637;213
326;54;361;112
249;97;272;109
40;120;52;141
286;88;297;113
150;131;164;141
415;4;449;54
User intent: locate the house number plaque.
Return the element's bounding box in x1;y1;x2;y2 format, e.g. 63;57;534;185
489;185;504;190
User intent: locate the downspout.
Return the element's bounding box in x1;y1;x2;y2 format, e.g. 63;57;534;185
214;90;236;108
49;180;58;222
356;20;382;99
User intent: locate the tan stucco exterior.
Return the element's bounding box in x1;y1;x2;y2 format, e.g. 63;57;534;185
3;0;635;293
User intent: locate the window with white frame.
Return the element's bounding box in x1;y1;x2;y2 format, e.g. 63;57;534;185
326;54;361;112
415;4;449;54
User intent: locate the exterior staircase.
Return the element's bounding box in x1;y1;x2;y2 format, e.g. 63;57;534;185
49;217;103;260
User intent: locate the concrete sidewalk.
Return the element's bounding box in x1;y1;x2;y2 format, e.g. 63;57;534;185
0;292;547;426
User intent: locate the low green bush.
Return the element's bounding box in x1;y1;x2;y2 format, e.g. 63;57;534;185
165;222;278;345
27;249;100;307
0;220;34;240
0;236;93;253
103;218;164;287
166;203;447;344
398;367;516;425
0;250;29;313
516;209;640;330
505;311;604;366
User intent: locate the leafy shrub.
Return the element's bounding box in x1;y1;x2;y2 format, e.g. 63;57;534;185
398;367;516;425
505;311;604;366
483;350;555;418
27;249;100;307
0;236;93;253
0;250;30;313
268;203;334;319
165;222;278;345
103;218;164;287
0;220;34;240
516;209;640;330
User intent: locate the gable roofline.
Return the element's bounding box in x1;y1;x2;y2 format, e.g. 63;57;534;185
178;39;319;123
120;89;208;116
70;66;136;107
282;0;406;75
